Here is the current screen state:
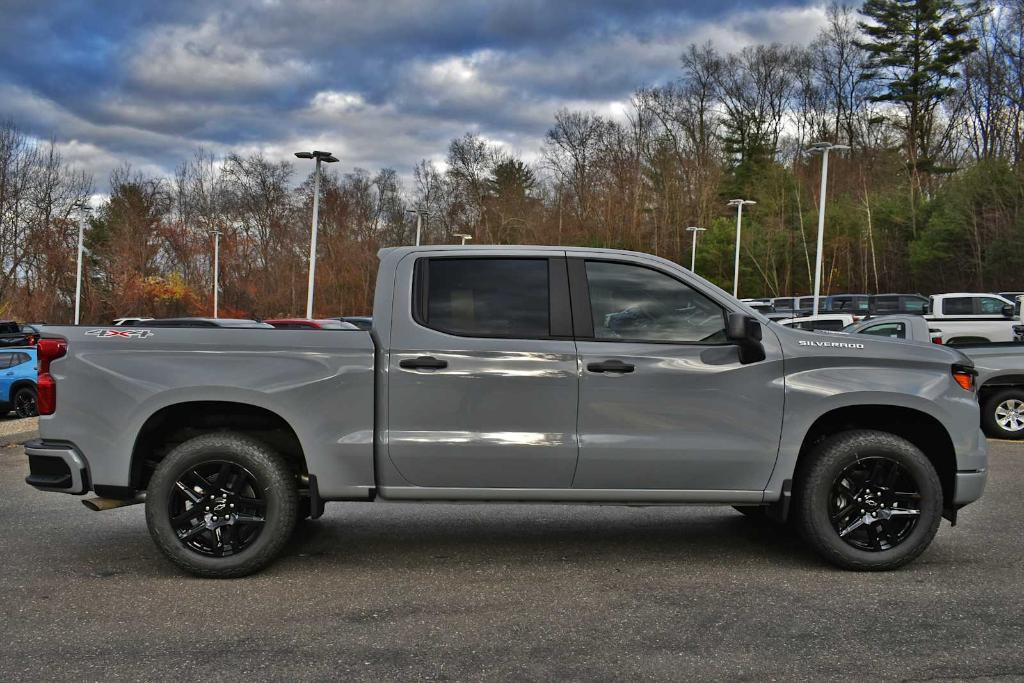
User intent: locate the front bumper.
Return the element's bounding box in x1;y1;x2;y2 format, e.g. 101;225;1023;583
951;428;987;507
953;469;987;506
24;440;89;494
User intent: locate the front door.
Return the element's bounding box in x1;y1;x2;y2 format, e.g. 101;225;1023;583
570;256;785;492
386;253;579;489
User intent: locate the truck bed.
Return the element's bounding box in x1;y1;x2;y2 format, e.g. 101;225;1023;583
39;326;376;499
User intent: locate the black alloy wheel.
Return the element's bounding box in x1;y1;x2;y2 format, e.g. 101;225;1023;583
146;432;298;577
14;387;37;418
795;430;942;571
829;456;921;552
168;461;266;557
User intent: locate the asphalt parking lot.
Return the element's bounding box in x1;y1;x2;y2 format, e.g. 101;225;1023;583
1;430;1022;682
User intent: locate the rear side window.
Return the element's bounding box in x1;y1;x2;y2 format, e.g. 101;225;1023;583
791;320;845;331
418;258;550;338
943;297;974;315
873;296;899;313
773;298;794;309
861;322;906;339
584;261;726;343
0;354;12;369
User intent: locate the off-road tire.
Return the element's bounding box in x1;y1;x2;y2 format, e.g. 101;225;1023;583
145;432;298;578
981;388;1024;440
795;430;942;571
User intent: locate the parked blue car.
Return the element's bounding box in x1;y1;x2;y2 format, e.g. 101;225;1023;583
0;348;37;417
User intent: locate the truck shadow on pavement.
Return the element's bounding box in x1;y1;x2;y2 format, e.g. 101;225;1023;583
277;504;821;573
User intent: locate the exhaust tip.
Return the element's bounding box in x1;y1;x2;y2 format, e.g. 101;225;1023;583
82;495;144;512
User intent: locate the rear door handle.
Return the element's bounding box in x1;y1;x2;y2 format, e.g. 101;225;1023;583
587;359;635;374
399;356;448;370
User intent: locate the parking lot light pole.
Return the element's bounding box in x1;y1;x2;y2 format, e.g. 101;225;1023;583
806;142;849;316
727;200;756;298
295;150;339;318
406;209;426;246
74;214;85;325
453;233;473;245
71;201;92;325
686;226;707;274
210;229;222;318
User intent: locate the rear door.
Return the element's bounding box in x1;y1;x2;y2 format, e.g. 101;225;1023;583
0;353;14;400
385;252;580;488
570;255;785;492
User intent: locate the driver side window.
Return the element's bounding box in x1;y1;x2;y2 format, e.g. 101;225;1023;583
584;260;726;343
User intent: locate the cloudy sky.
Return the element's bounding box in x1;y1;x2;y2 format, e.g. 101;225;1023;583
0;0;827;190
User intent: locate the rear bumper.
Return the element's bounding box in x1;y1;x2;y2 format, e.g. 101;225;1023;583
24;440;89;494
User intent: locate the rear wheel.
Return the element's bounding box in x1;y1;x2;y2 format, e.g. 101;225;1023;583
795;430;942;571
13;386;37;418
145;432;298;578
982;388;1024;440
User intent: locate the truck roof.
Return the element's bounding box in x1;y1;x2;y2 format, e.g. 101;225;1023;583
378;244;671;258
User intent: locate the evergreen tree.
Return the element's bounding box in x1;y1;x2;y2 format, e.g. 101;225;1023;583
858;0;986;174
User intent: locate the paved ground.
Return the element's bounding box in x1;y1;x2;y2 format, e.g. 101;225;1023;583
1;437;1022;682
0;413;37;441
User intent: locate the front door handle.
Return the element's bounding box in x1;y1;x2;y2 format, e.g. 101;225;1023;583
399;356;448;370
587;359;635;374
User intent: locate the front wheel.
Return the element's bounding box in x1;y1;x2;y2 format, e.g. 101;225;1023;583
795;430;942;571
982;388;1024;440
145;432;299;578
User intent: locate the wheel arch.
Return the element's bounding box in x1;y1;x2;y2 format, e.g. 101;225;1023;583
979;374;1024;393
794;405;956;509
946;336;991;346
129;401;307;492
8;379;35;402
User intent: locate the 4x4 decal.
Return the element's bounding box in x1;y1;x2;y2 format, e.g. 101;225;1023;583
85;328;154;339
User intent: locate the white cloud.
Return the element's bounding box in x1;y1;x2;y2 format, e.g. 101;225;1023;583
126;17;315;95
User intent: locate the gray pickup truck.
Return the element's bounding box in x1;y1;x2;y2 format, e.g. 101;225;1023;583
26;246;987;577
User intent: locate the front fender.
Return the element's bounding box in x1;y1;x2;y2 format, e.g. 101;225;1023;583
764;355;977;499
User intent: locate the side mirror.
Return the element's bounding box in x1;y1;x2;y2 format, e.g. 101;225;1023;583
1002;304;1014;318
726;313;765;364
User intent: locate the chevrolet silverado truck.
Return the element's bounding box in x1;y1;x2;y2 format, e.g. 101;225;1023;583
26;246;987;577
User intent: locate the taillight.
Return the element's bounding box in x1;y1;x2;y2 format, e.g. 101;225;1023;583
36;338;67;415
932;336;942;344
952;364;976;392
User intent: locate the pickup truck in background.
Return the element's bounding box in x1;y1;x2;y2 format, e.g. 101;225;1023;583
26;246;987;577
926;293;1017;344
844;315;943;345
952;343;1024;440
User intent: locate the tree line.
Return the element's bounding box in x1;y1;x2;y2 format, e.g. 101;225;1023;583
2;0;1023;324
